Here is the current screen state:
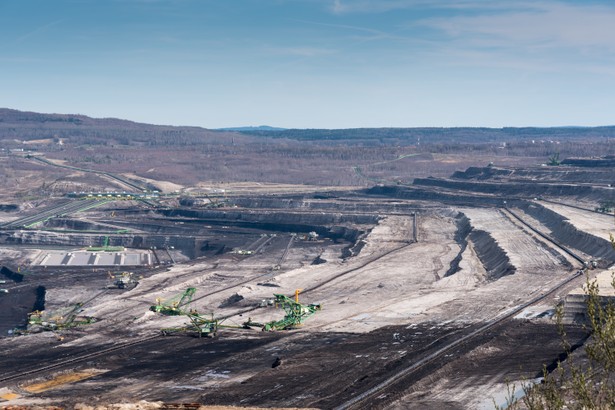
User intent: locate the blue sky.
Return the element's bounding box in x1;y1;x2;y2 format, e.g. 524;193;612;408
1;0;614;128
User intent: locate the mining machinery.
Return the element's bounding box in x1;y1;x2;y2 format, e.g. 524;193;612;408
150;287;196;315
161;312;242;338
107;271;138;289
243;289;321;331
25;305;96;333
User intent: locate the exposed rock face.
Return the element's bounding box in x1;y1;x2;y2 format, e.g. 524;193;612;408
412;178;615;201
0;207;370;261
161;207;377;225
0;266;23;282
444;213;472;278
0;230;188;248
232;195;415;214
452;167;514;180
365;185;507;207
518;202;615;266
368;183;615;267
561;157;615;167
0;231;202;258
33;285;45;312
469;230;516;281
454;165;615;185
158;208;370;242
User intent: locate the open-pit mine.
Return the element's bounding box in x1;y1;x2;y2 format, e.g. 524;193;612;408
1;143;615;408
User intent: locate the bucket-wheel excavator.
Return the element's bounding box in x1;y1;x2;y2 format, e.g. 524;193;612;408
161;312;244;338
150;287;196;315
243;289;321;331
25;304;96;333
152;288;321;337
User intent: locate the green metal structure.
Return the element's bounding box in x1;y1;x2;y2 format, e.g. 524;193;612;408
152;289;321;338
547;152;561;166
25;305;96;333
150;287;197;315
87;235;125;252
243;292;321;331
161;312;240;338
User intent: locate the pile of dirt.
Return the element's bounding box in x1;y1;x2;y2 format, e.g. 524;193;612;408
1;266;24;282
469;229;516;280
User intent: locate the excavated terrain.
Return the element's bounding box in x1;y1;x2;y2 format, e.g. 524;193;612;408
1;159;614;409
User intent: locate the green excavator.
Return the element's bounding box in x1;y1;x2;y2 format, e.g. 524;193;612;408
243;289;321;331
150;287;196;315
25;304;96;333
161;312;245;338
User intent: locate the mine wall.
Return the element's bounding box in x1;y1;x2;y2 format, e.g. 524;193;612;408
451;166;514;180
412;178;615;200
0;266;38;334
470;230;516;280
517;202;615;266
1;265;24;282
0;207;370;259
452;166;615;184
47;218;205;236
507;169;615;184
33;285;45;312
0;285;37;334
562;157;615;167
443;213;516;280
158;207;379;225
157;208;373;241
444;213;472;277
230;196;424;214
0;231;202;258
45;218;128;232
365;185;507;207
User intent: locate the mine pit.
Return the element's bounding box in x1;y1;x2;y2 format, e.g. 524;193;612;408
1;159;614;409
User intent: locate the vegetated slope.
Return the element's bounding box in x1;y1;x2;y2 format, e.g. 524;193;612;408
0;108;242;146
4;108;615;148
4;108;615;187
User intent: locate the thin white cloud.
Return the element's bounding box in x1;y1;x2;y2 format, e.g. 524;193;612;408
0;57;48;63
431;47;615;79
0;19;64;51
329;0;532;14
366;1;615;76
420;3;615;51
297;19;389;36
264;46;337;57
293;19;407;43
331;0;615;50
15;19;64;44
327;1;615;53
331;0;421;14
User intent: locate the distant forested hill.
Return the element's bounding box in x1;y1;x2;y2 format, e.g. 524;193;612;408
2;108;615;146
0;108;241;146
237;126;615;144
2;108;615;186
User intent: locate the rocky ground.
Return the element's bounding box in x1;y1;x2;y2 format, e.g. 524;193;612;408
1;160;614;409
